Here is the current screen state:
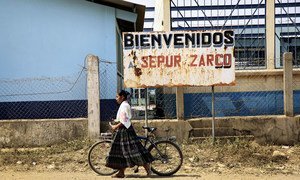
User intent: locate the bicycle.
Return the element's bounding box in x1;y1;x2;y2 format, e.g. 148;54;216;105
88;126;183;176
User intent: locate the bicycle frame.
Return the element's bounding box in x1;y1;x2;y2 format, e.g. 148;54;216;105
91;127;183;176
136;135;166;160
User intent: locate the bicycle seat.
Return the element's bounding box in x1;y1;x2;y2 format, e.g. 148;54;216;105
142;126;157;133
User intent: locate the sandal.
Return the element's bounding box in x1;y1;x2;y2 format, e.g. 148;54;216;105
146;168;152;176
146;171;152;176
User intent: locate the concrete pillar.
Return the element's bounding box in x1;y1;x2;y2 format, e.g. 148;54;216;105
176;86;185;119
153;0;171;31
266;0;275;69
283;52;293;117
87;55;100;139
176;87;184;120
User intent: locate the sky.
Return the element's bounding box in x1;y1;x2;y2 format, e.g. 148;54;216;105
124;0;154;7
124;0;155;29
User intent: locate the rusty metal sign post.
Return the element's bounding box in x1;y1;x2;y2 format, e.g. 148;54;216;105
211;86;215;143
144;88;148;136
122;30;235;139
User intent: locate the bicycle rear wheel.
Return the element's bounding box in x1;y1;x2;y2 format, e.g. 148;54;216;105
148;140;183;176
88;140;118;176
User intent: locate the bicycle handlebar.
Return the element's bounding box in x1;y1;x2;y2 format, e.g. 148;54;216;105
142;126;157;133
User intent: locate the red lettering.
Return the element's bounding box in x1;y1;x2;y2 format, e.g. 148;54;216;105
199;55;205;66
190;55;197;67
207;54;214;66
140;55;185;68
224;54;232;68
215;54;223;68
149;56;156;68
157;56;164;68
141;56;148;68
180;54;232;68
174;55;181;67
165;56;173;67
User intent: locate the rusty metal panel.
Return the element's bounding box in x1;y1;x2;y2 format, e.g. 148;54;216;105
123;30;235;88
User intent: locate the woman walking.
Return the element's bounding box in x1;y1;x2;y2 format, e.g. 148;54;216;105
105;90;154;178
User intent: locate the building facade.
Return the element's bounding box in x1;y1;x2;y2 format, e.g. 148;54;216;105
0;0;144;120
134;0;300;119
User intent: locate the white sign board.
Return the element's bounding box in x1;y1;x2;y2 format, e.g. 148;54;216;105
123;30;235;88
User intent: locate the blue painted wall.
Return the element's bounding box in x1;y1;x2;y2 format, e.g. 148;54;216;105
1;90;298;120
0;99;119;121
0;0;118;101
0;0;134;120
294;91;300;115
0;0;116;79
184;91;285;118
142;90;300;119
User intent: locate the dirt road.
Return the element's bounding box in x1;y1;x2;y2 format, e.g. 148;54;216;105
1;171;300;180
1;139;300;180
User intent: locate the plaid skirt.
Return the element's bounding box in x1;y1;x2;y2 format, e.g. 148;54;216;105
105;125;154;169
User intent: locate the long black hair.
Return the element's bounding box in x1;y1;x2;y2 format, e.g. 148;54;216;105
118;90;130;100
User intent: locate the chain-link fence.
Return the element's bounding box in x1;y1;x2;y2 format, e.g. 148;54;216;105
293;72;300;115
2;0;299;121
153;88;177;119
139;0;299;119
99;60;119;121
185;73;284;118
130;87;176;120
0;68;87;120
132;72;290;119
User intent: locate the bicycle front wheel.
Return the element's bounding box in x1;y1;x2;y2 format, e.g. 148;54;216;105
88;140;118;176
148;140;183;176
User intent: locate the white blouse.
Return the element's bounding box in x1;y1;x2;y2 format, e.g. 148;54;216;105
114;101;132;128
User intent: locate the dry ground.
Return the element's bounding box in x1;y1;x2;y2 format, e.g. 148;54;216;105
1;138;300;179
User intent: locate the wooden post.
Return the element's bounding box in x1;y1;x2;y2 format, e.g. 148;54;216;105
283;52;294;117
87;55;100;139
